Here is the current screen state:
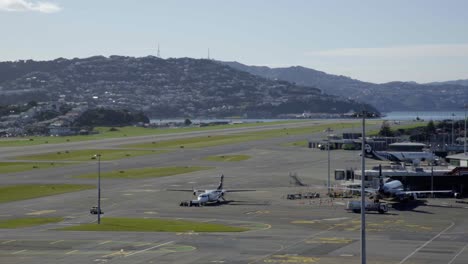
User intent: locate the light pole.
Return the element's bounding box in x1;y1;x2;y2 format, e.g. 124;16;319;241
431;163;435;198
360;111;367;264
94;154;102;224
464;104;467;155
325;128;333;196
452;113;455;145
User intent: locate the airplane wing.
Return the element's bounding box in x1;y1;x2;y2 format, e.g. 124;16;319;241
224;189;256;192
399;190;452;195
166;189;204;193
332;186;378;194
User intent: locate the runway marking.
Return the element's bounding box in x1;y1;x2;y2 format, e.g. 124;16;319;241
102;249;125;258
50;240;64;245
448;243;468;264
246;210;270;215
66;250;79;255
291;220;317;224
26;210;56;216
248;226;335;263
305;237;353;244
2;240;16;244
340;254;354;257
322;217;349;221
263;254;319;263
399;221;455;264
176;231;198;236
124;241;174;257
99;240;112;245
144;211;158;215
12;249;27;255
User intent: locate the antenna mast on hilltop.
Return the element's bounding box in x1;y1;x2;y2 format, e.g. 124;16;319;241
157;43;161;58
207;48;210;60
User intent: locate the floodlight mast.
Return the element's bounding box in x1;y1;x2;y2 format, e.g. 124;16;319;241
95;154;101;224
360;112;367;264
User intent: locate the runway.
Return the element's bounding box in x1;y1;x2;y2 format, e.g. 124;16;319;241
1;120;468;264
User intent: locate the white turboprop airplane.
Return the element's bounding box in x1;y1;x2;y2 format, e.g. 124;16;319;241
364;144;437;165
168;175;255;205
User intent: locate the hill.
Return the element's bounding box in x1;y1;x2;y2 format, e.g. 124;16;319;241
222;61;468;112
0;56;377;118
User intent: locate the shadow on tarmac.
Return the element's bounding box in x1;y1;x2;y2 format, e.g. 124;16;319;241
391;200;434;214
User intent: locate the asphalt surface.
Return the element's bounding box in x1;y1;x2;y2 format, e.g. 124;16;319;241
1;120;468;264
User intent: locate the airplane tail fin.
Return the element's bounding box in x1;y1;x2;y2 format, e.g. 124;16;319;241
217;174;224;190
364;143;380;159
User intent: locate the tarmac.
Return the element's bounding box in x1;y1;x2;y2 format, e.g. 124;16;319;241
1;120;468;264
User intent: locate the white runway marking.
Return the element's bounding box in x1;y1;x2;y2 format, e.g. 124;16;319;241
50;240;64;245
399;222;455;264
448;243;468;264
323;217;349;221
66;250;79;255
12;249;27;255
125;241;174;257
2;240;16;244
98;240;112;245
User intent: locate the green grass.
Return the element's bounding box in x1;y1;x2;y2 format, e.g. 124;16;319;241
14;149;166;161
203;155;251;162
0;184;94;203
59;217;248;232
368;121;427;136
0;121;304;147
127;134;263;149
127;122;361;149
74;166;213;179
0;217;63;228
0;162;68;174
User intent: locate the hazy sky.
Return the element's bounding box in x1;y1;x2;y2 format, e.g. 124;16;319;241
1;0;468;83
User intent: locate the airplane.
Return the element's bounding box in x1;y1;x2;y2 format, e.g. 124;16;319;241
167;174;255;205
363;144;438;165
342;178;453;202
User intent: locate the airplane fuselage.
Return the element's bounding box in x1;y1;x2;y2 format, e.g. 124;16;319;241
197;189;225;204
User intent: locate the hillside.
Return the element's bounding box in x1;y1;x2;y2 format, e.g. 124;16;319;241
0;56;377;118
427;79;468;87
222;61;468;112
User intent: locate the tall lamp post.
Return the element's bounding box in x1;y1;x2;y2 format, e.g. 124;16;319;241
452;113;455;145
325;128;334;195
94;154;102;224
360;111;367;264
464;104;467;155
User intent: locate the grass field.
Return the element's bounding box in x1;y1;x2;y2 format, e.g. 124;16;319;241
126;122;362;149
0;217;63;228
0;184;94;203
0;162;68;174
14;149;166;161
59;217;248;232
368;121;427;136
203;155;251;162
0;121;303;147
74;166;213;179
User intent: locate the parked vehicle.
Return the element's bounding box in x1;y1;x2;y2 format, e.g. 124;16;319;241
346;200;388;214
90;206;104;214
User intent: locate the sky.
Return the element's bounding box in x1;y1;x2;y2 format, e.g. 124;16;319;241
1;0;468;83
